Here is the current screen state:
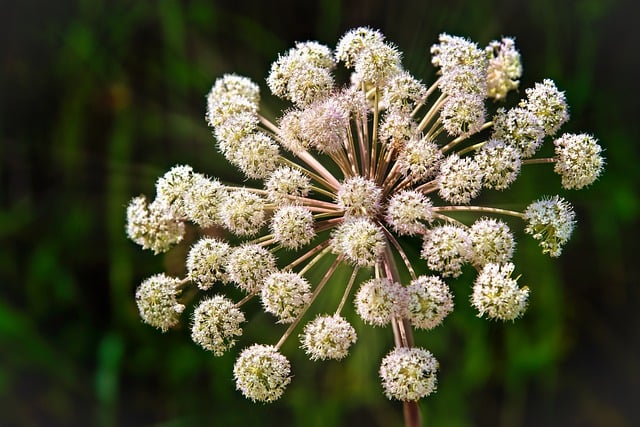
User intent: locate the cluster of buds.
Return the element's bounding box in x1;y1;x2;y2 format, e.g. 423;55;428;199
127;28;603;406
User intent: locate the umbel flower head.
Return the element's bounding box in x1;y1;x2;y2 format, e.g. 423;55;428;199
126;27;603;410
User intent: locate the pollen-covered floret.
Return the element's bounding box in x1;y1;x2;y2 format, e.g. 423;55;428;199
475;139;522;190
385;190;434;236
520;79;569;136
406;276;454;330
431;33;487;97
186;237;230;289
227;132;280;179
437;154;483;204
440;93;486;137
126;196;185;254
277;109;311;153
191;295;245;356
264;166;311;205
271;206;315;249
213;110;259;154
300;314;357;361
335;27;385;68
261;272;312;324
300;96;349;154
471;262;529;320
524;196;575;257
354;278;408;326
396;137;443;182
486;37;522;100
553;133;605;190
267;41;335;107
381;71;428;110
421;225;471;278
379;347;439;401
207;74;260;108
155;165;195;219
183;174;226;228
468;218;515;267
492;107;545;158
233;344;291;403
219;189;266;236
379;108;418;150
331;218;386;267
135;273;184;332
352;40;402;86
336;176;382;218
226;244;277;293
206;74;260;129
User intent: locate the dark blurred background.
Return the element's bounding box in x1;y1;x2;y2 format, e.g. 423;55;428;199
1;0;638;426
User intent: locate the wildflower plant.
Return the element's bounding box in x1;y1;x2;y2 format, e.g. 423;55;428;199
126;28;604;425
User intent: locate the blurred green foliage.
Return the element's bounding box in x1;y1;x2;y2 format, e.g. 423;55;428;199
1;0;638;426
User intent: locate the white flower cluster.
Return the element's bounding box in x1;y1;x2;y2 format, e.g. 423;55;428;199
127;27;603;409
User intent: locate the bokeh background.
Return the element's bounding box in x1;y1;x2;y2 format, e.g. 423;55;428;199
2;0;638;426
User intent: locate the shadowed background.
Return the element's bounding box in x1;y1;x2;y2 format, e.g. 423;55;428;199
1;0;638;426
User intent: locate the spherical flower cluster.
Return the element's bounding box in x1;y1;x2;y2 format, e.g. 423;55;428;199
267;41;335;107
226;244;277;293
300;314;357;360
475;139;522;190
355;278;408;326
261;272;312;323
486;37;522;100
520;79;569;136
492;107;544;158
155;165;196;218
271;206;316;249
381;71;428;111
379;347;439;401
468;218;515;267
126;196;185;254
183;174;226;227
471;263;529;320
385;190;433;236
265;166;311;204
553;133;605;190
219;189;266;236
331;218;385;267
228;132;280;179
379;108;417;149
336;27;401;86
406;276;454;330
300;97;350;154
336;176;382;217
437;154;483;204
421;225;471;277
431;33;487;97
396;137;443;182
233;344;291;403
277;109;310;153
206;74;260;128
524;196;576;257
135;274;184;332
186;237;230;290
191;296;245;356
441;94;486;137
